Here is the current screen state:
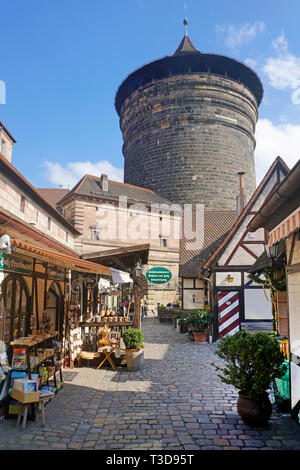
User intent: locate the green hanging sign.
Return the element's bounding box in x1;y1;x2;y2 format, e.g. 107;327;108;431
146;267;172;285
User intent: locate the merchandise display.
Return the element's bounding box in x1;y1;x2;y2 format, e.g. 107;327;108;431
6;332;63;420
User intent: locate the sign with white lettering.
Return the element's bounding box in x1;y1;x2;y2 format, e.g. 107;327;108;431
146;267;172;284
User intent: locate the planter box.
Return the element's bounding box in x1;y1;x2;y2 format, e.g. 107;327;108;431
125;349;144;371
193;332;208;343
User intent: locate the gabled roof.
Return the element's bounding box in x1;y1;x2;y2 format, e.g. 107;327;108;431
0;153;79;235
248;158;300;233
203;157;290;269
37;188;70;208
58;174;173;206
179;210;237;277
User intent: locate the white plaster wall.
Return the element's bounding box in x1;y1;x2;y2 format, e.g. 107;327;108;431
216;272;242;287
183;289;204;309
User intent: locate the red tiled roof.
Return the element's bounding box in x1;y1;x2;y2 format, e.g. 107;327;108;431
179;210;237;277
37;188;70;207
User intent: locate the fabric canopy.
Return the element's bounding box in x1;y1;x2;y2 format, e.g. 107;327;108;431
269;207;300;246
12;239;112;276
110;268;132;284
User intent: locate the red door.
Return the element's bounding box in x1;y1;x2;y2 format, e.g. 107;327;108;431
218;291;240;339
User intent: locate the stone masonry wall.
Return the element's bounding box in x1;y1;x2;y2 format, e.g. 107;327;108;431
120;73;258;210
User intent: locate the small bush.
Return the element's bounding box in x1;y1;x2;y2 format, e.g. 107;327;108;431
213;330;286;401
122;328;144;350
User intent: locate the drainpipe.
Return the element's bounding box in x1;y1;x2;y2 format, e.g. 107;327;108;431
237;172;245;215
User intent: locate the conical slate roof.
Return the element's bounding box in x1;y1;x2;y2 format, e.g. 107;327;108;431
115;35;263;115
174;35;199;54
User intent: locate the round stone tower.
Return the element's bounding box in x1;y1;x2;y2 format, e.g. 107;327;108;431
115;35;263;210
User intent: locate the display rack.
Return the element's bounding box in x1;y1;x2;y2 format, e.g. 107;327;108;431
9;333;63;394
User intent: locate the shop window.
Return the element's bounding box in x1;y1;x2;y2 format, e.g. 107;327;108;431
2;275;30;346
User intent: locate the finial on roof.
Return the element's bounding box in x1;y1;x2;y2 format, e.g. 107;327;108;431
184;2;188;36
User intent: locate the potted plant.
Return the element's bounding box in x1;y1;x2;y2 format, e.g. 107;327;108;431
173;310;188;333
213;330;286;426
183;310;212;342
122;328;144;371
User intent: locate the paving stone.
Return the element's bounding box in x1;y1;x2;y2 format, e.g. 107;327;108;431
0;318;300;450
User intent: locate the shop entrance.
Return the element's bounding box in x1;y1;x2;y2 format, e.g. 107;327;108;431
46;281;63;335
2;274;30;345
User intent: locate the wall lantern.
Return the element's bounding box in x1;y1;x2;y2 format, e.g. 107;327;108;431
264;242;279;260
135;260;142;279
227;274;234;283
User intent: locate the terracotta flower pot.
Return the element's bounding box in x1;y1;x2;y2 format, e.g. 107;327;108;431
237;392;272;426
193;332;208;343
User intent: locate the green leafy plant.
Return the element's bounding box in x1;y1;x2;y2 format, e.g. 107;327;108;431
122;328;144;350
213;330;286;401
182;309;212;332
157;305;166;315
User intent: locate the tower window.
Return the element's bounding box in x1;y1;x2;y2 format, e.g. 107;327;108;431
48;217;51;230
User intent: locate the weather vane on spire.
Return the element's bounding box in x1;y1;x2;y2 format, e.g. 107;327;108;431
183;2;188;36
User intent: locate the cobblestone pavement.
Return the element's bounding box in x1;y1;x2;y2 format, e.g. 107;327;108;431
1;318;300;450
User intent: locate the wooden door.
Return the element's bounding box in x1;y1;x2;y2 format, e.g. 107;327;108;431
218;291;240;338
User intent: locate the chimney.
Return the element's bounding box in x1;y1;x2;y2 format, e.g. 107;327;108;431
237;172;246;215
100;174;108;192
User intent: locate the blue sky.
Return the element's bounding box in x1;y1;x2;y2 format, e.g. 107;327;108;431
1;0;300;189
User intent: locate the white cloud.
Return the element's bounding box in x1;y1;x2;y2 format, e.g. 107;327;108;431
272;31;288;54
255;118;300;182
43;160;124;188
216;21;266;53
263;31;300;104
244;58;257;69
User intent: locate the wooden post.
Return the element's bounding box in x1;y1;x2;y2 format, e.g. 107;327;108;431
133;276;141;330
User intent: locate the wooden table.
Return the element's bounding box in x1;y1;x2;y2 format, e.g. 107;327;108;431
97;340;119;370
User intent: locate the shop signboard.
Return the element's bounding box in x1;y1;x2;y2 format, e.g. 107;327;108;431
146;267;172;284
48;265;65;281
0;252;33;275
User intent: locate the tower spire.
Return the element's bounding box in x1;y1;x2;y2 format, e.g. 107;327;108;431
184;2;188;36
